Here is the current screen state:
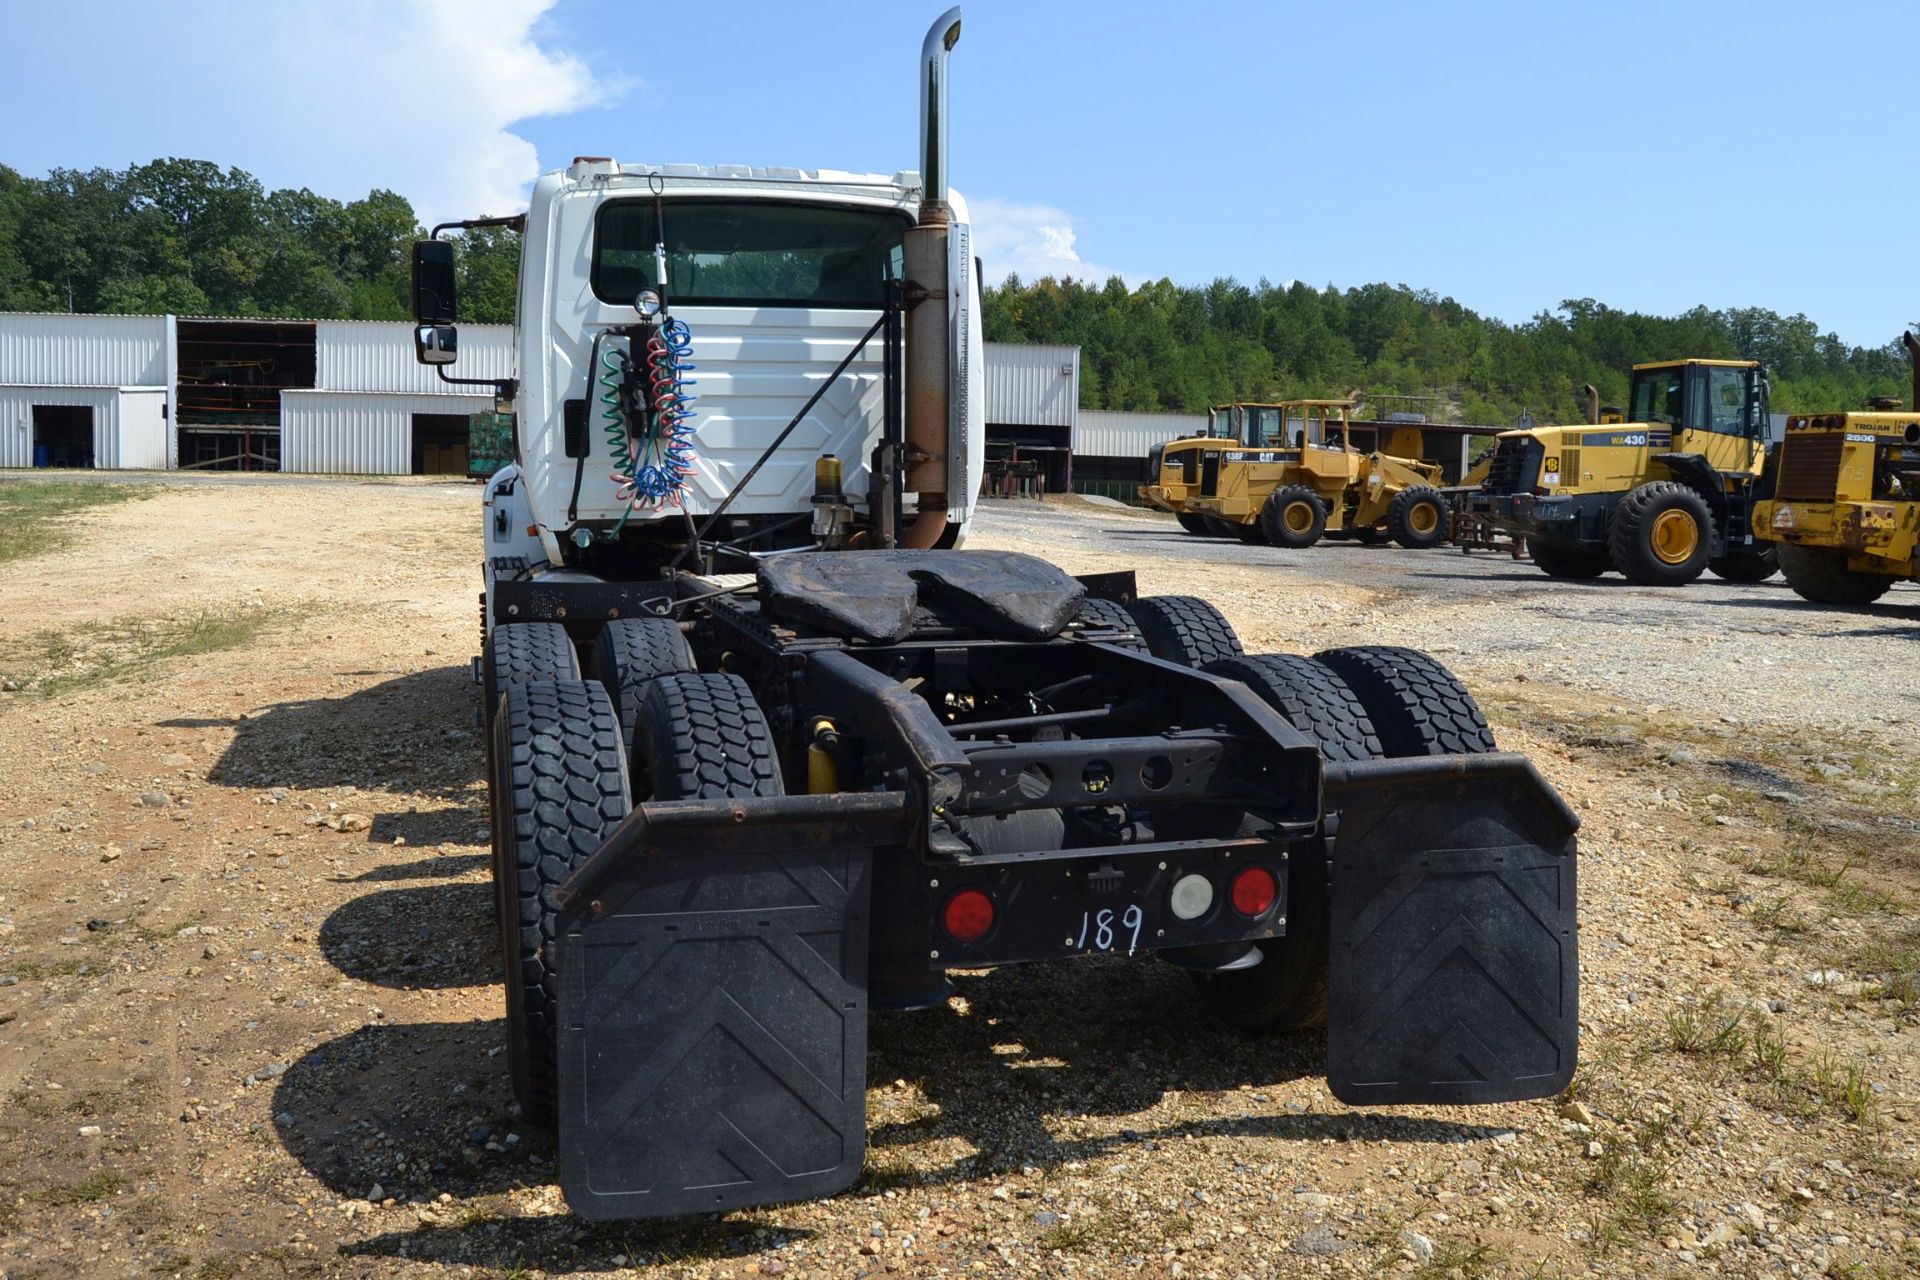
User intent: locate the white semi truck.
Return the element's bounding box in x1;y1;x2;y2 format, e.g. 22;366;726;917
410;9;1580;1223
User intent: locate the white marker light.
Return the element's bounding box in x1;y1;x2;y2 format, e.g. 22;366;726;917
1169;873;1214;921
635;288;663;319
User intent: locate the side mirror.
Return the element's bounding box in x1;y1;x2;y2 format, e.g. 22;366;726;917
414;323;459;366
412;240;458;324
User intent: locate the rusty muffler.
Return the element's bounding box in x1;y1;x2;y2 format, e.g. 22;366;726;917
901;7;963;548
1583;384;1600;425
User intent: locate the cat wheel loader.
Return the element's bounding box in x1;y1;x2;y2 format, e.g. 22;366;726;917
1146;400;1451;549
1752;332;1920;605
1465;360;1777;585
409;9;1579;1223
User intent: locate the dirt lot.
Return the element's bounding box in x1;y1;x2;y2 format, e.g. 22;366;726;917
1;478;1917;1280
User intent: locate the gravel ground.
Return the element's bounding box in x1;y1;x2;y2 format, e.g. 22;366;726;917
1;479;1917;1280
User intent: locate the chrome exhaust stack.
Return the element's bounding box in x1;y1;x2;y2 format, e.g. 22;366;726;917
901;6;962;548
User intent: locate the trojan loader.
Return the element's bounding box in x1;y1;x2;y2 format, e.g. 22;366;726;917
411;9;1578;1222
1752;333;1920;605
1148;400;1451;548
1465;360;1777;584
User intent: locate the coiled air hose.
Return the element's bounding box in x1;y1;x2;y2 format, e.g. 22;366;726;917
597;319;699;537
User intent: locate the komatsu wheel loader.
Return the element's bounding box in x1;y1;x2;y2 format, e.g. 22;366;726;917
1751;332;1920;605
1464;360;1778;585
412;8;1579;1222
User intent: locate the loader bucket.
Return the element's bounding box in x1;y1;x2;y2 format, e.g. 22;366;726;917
550;793;906;1221
1321;753;1579;1107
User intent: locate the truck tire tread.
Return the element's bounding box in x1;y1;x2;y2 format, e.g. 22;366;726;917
1312;645;1496;757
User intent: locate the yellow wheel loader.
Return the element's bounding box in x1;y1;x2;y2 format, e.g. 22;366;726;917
1167;400;1450;549
1465;360;1777;585
1752;333;1920;605
1142;430;1246;537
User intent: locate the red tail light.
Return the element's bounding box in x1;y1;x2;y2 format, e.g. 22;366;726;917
1230;866;1278;917
942;888;996;943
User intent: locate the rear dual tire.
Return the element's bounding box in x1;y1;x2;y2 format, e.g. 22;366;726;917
493;679;631;1127
1192;646;1495;1033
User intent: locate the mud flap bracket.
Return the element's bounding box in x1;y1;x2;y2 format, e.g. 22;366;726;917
1323;753;1578;1107
552;793;907;1222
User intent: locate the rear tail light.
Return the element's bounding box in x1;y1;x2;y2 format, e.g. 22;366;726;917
941;888;996;943
1230;866;1278;917
1169;873;1214;921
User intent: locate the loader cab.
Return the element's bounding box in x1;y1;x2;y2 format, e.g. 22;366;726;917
1628;360;1769;474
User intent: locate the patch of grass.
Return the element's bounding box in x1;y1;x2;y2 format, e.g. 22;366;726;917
1037;1219;1107;1252
1584;1115;1681;1249
6;955;88;981
1810;1053;1880;1125
31;1169;128;1206
859;1151;920;1192
1666;993;1749;1060
1413;1240;1506;1280
0;481;150;565
2;605;289;696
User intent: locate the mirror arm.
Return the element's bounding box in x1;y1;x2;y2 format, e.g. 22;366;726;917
429;214;527;239
438;368;517;399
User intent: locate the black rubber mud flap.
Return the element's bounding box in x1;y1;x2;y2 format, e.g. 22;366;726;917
552;794;908;1222
1322;753;1579;1107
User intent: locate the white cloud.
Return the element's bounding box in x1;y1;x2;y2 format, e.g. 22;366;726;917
256;0;617;224
967;198;1137;288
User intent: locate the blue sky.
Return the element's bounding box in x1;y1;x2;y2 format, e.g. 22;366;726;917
1;0;1914;346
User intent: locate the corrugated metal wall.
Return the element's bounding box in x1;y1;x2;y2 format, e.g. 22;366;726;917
1075;409;1207;458
985;342;1078;427
315;321;515;393
280;390;492;474
0;313;168;387
0;385;119;468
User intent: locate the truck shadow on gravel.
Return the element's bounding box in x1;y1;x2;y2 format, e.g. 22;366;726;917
273;953;1494;1269
158;665;486;802
318;881;497;989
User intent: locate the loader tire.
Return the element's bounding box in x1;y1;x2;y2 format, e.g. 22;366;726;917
482;621;579;736
1231;519;1269;546
1386;485;1448;549
633;673;784;801
1258;485;1328;549
492;679;630;1128
1607;481;1711;585
1526;538;1609;579
1190;654;1383;1032
1176;513;1214;536
1126;595;1243;668
587;617;696;759
1353;525;1391;545
1202;515;1242;540
1313;645;1496;757
1708;545;1778;583
1074;597;1149;651
1776;543;1894;606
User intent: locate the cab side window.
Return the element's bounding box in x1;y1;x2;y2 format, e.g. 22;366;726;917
1706;367;1748;435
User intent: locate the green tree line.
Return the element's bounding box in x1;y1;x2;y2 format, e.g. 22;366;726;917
2;158;1909;421
0;158;518;323
982;275;1916;422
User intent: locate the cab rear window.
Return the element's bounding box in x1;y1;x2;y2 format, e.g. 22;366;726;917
593;198;909;308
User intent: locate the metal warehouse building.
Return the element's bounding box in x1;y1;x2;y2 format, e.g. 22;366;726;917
981;342;1204;500
0;312;513;475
